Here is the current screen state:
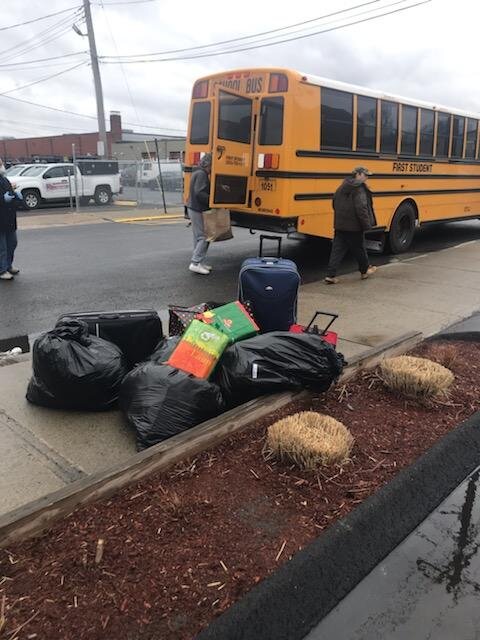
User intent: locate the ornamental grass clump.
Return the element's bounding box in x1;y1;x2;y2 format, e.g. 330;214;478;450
380;355;454;399
266;411;354;470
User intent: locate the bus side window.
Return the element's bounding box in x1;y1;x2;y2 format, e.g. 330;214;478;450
401;105;418;155
259;97;284;145
356;95;377;152
321;87;353;151
465;118;477;159
451;115;465;158
436;112;450;157
380;101;398;154
419;109;434;156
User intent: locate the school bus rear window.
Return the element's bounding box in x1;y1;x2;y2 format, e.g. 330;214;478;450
259;97;284;146
218;92;252;144
190;102;211;145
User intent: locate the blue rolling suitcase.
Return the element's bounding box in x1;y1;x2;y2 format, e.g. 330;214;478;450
238;235;300;332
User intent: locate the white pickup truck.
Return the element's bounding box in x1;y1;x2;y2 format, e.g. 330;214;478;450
12;162;121;210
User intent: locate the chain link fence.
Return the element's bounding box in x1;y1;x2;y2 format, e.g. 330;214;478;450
117;159;184;210
7;157;185;214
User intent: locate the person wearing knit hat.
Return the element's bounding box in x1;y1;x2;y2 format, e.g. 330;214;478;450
186;153;212;275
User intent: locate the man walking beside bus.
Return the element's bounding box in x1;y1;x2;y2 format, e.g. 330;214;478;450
325;166;377;284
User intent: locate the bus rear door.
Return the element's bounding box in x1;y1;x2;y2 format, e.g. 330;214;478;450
210;88;255;208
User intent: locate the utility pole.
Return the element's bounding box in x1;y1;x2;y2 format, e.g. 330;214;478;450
83;0;108;158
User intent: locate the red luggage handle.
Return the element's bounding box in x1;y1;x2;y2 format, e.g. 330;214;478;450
305;311;338;335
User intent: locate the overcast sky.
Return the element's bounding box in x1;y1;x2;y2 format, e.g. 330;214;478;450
0;0;477;140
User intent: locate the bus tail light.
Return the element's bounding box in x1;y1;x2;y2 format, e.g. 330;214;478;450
269;73;288;92
192;80;208;99
190;152;201;165
258;153;280;169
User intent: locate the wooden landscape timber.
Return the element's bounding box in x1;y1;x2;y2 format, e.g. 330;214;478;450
0;331;422;548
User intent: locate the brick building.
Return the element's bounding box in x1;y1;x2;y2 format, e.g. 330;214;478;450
1;112;123;162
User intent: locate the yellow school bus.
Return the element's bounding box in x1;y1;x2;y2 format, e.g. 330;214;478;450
184;67;480;253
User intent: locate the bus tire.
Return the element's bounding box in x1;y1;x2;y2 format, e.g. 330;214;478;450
22;189;41;210
94;186;111;206
387;203;416;253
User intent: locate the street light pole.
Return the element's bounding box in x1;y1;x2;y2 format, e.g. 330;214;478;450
83;0;108;158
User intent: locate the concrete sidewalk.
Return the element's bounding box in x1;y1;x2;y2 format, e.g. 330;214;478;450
17;205;184;230
1;238;480;515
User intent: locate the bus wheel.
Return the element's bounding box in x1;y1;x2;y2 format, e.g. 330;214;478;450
387;203;416;253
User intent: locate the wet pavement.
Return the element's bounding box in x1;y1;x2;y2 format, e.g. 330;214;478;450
306;466;480;640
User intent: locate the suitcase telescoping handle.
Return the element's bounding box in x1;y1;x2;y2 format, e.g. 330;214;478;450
259;234;282;259
306;311;338;335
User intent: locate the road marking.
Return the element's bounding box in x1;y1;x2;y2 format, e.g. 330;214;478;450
113;214;184;223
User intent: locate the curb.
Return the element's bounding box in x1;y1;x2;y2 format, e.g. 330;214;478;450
112;213;184;223
197;392;480;639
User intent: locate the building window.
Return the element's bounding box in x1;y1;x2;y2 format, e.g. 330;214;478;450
259;97;284;145
401;105;418;155
419;109;434;156
190;101;211;145
380;101;398;154
321;87;353;150
357;95;377;151
436;112;450;157
465;118;478;159
451;115;465;158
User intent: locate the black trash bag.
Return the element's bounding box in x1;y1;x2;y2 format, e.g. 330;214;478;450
147;336;181;363
119;363;225;450
26;319;128;411
214;332;345;406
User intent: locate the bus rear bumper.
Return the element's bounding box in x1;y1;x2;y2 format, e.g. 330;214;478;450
230;210;298;234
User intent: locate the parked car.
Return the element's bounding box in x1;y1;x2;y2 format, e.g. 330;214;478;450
120;164;138;187
14;162;121;210
144;162;183;191
5;164;43;177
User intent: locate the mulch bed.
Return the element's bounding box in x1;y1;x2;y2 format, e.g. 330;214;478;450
1;339;479;640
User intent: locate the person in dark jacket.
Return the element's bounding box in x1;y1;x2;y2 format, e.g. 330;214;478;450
186;153;212;275
0;159;22;282
325;166;377;284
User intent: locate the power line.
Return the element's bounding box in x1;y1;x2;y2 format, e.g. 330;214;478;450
101;0;431;64
101;0;382;60
0;117;92;133
0;16;85;68
0;94;99;121
175;0;408;58
0;62;89;97
0;6;82;32
0;53;89;71
94;0;158;5
0;11;83;60
0;93;186;135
